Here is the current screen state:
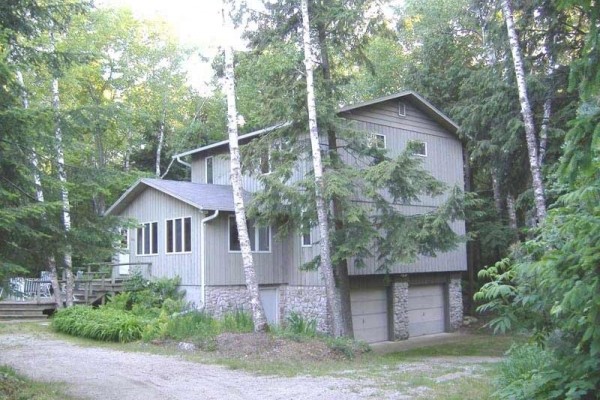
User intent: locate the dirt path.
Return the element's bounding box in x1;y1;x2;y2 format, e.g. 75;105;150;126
0;331;501;399
0;332;385;400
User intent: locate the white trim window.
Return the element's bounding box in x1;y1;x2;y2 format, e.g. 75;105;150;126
398;101;406;117
166;217;192;253
409;140;427;157
229;216;271;252
367;133;386;149
301;230;312;247
205;156;214;184
136;222;158;255
120;228;129;250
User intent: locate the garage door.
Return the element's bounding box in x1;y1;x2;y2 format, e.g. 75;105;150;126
408;285;446;337
351;288;389;343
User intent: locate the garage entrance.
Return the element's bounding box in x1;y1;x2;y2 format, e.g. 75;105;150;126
407;284;446;337
351;287;389;343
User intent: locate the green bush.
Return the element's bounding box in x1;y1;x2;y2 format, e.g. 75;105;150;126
325;336;370;359
285;312;317;337
221;310;254;333
52;305;145;342
495;344;560;400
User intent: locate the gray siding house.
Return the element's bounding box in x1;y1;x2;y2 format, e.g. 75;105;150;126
105;91;466;343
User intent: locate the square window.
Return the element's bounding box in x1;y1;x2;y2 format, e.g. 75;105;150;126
229;216;271;252
408;140;427;157
368;133;386;149
136;222;158;255
166;217;192;254
301;231;312;247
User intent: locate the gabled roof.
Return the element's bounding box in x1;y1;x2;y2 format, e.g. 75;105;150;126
173;121;292;159
104;178;250;216
337;90;459;134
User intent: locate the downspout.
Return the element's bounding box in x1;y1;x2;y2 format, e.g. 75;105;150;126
200;209;219;308
175;156;191;168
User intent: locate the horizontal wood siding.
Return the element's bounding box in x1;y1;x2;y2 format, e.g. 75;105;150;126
119;188;202;286
204;213;287;285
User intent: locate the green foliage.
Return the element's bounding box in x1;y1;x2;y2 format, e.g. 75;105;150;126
324;336;370;360
0;365;70;400
51;305;145;342
285;312;317;337
120;272;185;316
221;309;254;333
495;344;560;400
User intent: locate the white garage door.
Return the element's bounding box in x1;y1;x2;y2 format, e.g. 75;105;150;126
351;288;389;343
408;285;446;337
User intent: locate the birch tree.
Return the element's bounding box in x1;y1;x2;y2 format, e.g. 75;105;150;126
222;2;268;332
300;0;344;337
501;0;547;222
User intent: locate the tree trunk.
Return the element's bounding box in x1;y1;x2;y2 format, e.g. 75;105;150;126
124;128;132;172
52;76;74;307
506;193;518;230
491;169;503;215
316;16;353;337
155;104;166;178
301;0;344;337
501;0;547;222
223;3;268;333
17;70;63;309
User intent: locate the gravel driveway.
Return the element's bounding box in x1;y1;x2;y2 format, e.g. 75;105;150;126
0;332;387;400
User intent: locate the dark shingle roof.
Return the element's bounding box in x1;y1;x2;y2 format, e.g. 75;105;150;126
104;178;250;216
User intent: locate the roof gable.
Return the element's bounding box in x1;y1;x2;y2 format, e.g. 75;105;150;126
337;90;459;135
105;178;250;216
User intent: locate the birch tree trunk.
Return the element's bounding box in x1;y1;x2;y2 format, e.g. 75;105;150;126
223;3;268;332
506;193;518;230
501;0;547;222
52;76;74;307
17;70;63;309
155;103;166;177
301;0;344;337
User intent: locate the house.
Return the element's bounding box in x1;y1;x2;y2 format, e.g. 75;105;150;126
105;91;466;343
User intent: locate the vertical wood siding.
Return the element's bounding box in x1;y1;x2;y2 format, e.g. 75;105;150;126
204;213;287;285
119;188;202;287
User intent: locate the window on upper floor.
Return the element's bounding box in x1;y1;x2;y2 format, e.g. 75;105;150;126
166;217;191;253
408;140;427;157
367;133;386;149
206;156;213;184
398;101;406;117
136;222;158;255
301;230;312;247
229;216;271;252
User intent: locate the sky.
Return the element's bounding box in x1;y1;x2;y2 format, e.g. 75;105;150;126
96;0;251;93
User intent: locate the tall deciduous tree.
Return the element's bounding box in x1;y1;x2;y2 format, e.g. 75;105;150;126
501;0;546;222
222;2;268;332
300;0;343;337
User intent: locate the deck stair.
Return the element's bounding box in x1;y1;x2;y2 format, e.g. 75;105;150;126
0;301;56;320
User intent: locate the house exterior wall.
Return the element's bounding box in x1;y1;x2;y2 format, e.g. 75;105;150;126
118;187;203;306
204;213;287;286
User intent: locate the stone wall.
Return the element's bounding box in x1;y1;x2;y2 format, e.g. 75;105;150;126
447;276;463;331
391;278;409;340
283;285;329;333
203;286;251;317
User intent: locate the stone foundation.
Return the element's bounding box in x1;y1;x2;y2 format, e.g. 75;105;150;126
391;278;409;340
203;286;251;317
282;285;329;333
447;277;463;331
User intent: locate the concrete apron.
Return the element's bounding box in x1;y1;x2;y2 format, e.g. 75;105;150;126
370;332;466;354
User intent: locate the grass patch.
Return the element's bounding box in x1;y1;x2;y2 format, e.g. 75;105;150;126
0;365;75;400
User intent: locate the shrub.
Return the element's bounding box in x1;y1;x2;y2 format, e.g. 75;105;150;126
285;312;317;337
495;343;560;400
325;336;370;359
52;305;145;342
220;310;254;333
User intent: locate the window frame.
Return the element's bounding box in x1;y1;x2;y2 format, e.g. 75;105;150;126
409;140;427;157
165;216;192;254
228;215;271;253
205;156;214;184
398;101;406;117
368;133;386;149
301;230;312;248
120;228;129;250
136;221;158;256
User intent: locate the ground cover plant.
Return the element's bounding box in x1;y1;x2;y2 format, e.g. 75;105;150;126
0;365;74;400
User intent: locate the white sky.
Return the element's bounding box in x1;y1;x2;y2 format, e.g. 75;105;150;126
96;0;250;93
